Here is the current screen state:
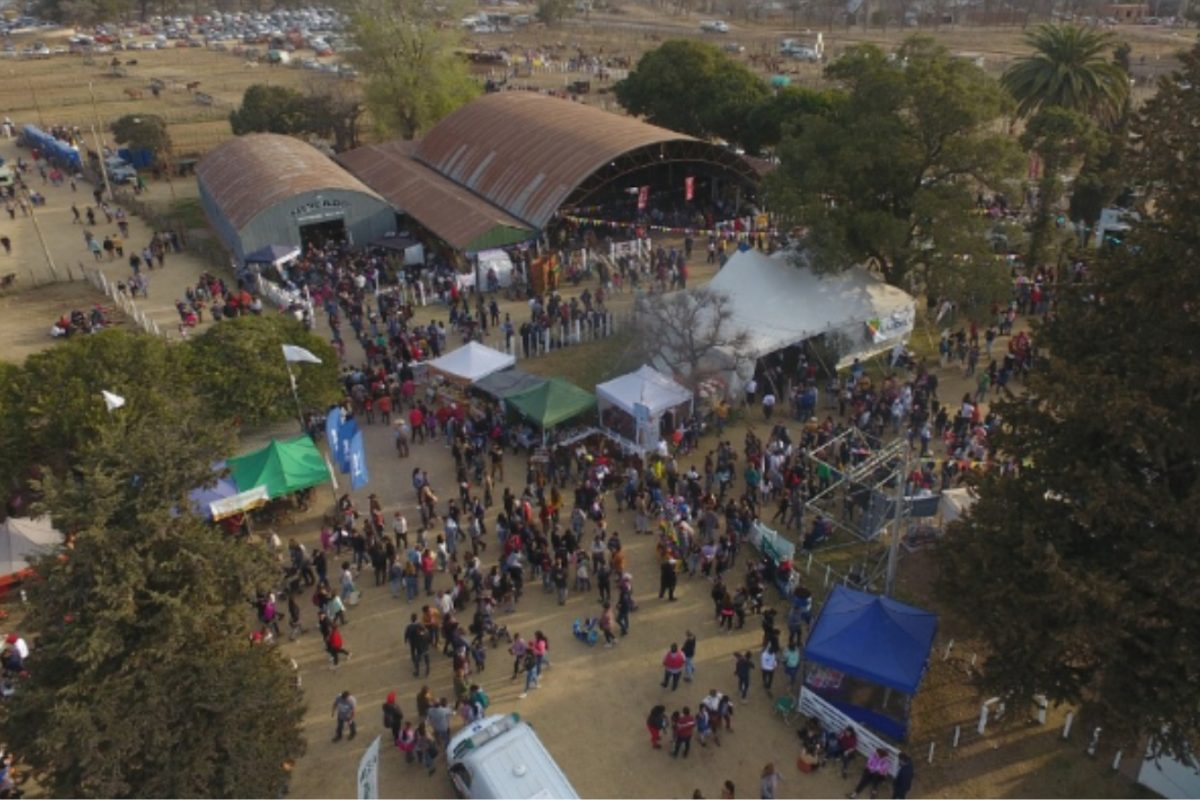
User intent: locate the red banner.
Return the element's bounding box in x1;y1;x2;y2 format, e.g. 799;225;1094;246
637;186;649;211
684;176;694;202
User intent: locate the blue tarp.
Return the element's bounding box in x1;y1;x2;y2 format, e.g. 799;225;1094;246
187;462;238;520
21;124;82;170
804;585;938;694
244;244;301;266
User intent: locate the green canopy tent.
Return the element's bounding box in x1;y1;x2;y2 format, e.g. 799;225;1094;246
227;436;331;499
506;377;596;432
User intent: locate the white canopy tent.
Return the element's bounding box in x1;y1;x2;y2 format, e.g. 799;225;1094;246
701;248;916;387
0;516;63;587
595;365;693;452
428;341;516;384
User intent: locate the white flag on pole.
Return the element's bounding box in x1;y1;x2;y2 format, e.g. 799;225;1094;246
101;390;126;412
282;344;323;364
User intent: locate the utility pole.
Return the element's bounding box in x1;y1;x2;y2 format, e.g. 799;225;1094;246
884;440;909;597
27;79;44;128
88;83;113;201
23;186;59;283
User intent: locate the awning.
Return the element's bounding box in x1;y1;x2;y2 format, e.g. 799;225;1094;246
428;341;516;384
209;486;270;521
473;368;548;400
227;436;332;499
506;377;596;429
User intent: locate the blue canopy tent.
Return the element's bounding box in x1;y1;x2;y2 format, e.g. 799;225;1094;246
803;585;938;741
244;244;301;268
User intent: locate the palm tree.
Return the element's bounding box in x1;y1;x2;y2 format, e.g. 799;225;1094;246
1002;24;1129;122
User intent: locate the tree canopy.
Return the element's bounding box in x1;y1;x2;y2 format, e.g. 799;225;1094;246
2;398;305;797
768;36;1022;307
615;40;770;147
109;115;171;162
184;315;340;428
230;84;365;152
937;42;1200;761
346;0;479;139
1001;24;1130;123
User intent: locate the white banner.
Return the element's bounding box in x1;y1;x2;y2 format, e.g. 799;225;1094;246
357;735;381;799
798;687;899;776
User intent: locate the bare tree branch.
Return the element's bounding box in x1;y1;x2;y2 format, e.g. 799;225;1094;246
633;288;752;391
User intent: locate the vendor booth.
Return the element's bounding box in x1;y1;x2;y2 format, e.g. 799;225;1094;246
428;342;516;385
595;365;693;453
0;517;63;592
506;378;596;438
473;368;547;402
696;248;916;390
803;585;938;741
227;436;332;499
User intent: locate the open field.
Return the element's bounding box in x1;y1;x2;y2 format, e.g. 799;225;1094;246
0;37;345;156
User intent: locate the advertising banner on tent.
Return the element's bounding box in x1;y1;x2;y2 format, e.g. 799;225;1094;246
348;430;369;490
338;418;360;474
684;176;694;202
637;186;649;211
356;735;381;799
326;406;345;468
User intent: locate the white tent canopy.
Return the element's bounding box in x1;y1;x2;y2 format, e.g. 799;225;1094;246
705;248;916;377
596;365;693;452
596;365;692;416
428;341;516;384
0;517;63;582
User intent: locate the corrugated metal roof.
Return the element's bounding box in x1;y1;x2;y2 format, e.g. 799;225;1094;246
337;140;533;252
413;92;698;230
197;133;384;231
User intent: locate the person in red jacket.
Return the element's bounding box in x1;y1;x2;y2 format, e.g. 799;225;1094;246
661;643;686;690
672;707;696;758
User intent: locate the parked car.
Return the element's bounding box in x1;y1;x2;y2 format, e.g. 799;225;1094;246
700;19;729;32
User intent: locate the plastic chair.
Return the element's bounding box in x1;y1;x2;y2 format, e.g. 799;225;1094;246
774;695;797;725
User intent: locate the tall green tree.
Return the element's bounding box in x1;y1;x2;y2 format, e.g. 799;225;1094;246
346;0;479;139
937;42;1200;761
184;315;339;428
109;115;171;164
615;40;770;147
1001;24;1130;123
1019;107;1102;265
0;331;189;499
229;84;310;137
768;37;1022;304
742;85;841;156
2;402;305;797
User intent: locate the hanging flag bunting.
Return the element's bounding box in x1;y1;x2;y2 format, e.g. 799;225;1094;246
636;186;649;211
684;176;695;202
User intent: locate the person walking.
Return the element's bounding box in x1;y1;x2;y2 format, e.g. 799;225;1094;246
849;748;893;799
599;602;617;647
331;690;357;742
405;613;431;677
325;624;351;668
734;651;754;701
616;584;633;636
518;648;539;699
672;707;696;758
382;691;403;744
647;704;668;749
659;557;678;601
681;630;697;682
892;752;914;799
760;643;778;693
661;643;686;691
760;763;782;799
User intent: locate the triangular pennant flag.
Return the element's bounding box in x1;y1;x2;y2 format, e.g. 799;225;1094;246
101;390;126;412
281;344;322;364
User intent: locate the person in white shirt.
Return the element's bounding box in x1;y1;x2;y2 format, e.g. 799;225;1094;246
762;392;777;420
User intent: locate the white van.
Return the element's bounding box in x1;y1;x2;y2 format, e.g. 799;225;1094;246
446;713;579;800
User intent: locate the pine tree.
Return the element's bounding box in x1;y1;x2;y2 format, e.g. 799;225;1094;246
937;43;1200;759
2;401;306;796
